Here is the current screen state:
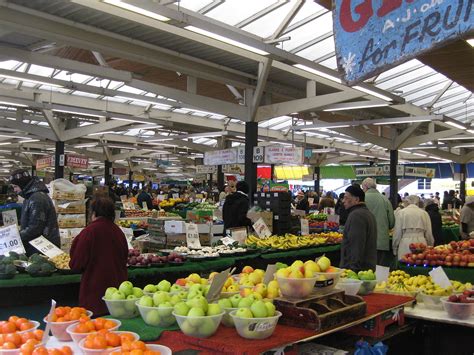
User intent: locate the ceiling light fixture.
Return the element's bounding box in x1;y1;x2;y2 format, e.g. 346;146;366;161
323;103;389;111
0;101;28;107
353;85;393;102
102;0;170;21
0;142;11;146
185;26;268;55
146;131;228;143
453;144;474;148
74;143;98;148
293;64;341;83
115;95;172;107
87;131;117;136
18;139;40;143
0;74;63;87
111;117;155;124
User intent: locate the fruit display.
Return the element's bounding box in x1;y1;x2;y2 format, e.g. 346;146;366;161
69;317;120;334
441;294;474;320
159;197;183;208
0;327;43;352
103;281;143;319
25;254;57;276
174;245;246;258
136;291;180;327
245;232;342;250
111;342;167;355
50;253;71;270
123;210;155;218
0;255;18;278
400;240;474;268
25;345;73;355
0;316;39;334
117;219;149;229
308;220;339;231
307;213;328;221
174;273;209;289
79;331;138;352
340;269;377;295
192;202;217;212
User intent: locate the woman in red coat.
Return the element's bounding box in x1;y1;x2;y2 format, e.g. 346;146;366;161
69;196;128;315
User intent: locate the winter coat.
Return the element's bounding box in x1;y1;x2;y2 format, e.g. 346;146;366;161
340;204;377;272
364;188;395;251
137;191;153;210
69;217;128;315
295;198;310;214
222;192;252;231
425;204;443;245
19;177;60;256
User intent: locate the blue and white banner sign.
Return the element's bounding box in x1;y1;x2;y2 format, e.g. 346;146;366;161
333;0;474;85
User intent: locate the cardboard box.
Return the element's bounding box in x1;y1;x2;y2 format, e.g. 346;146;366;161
166;233;210;247
164;220;186;234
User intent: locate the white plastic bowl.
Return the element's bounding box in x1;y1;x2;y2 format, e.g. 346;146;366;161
358;280;378;295
313;269;343;294
440;297;474;320
229;310;282;340
421;293;445;310
136;301;176;327
172;311;224;338
43;310;93;341
276;276;317;299
78;331;139;355
384;289;418;298
16;320;40;334
65;319;121;345
337;279;363;296
142;344;172;355
102;297;139;319
221;307;238;327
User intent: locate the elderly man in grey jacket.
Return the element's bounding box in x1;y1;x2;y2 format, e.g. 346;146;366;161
340;185;377;272
362;178;395;267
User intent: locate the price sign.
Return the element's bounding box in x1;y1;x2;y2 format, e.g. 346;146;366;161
429;266;452;289
206;268;230;302
253;146;264;163
375;265;390;283
29;236;64;258
229;227;248;245
142;202;148;211
252;218;272;239
0;224;25;256
300;219;310;235
172;193;179;199
43;299;57;342
2;210;18;226
220;236;236;246
263;264;277;285
185;223;202;249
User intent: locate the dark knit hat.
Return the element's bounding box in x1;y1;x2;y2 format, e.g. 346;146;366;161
9;169;32;190
236;181;249;194
345;185;365;202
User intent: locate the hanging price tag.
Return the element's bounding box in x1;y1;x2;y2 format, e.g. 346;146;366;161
0;224;25;256
252;218;272;239
43;299;57;343
300;219;310;235
230;227;248;245
186;223;201;249
30;236;64;258
429;266;452;289
2;210;18;226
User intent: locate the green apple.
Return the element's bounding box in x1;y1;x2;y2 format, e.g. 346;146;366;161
118;281;134;296
127;294;137;300
170;294;182;306
158;302;173;317
189;284;203;293
139;295;154;307
104;287;118;299
173;302;190;316
206;303;222;316
230;294;242;308
170;284;182;293
145;309;161;326
153;291;171;306
217;298;232;309
199;318;217;337
111;291;126;300
264;301;276;317
133;287;144;298
178;291;188;299
317;256;331;272
180;319;197;335
250;300;268;318
187;290;203;300
157;280;171;292
186;295;208;313
235;308;253;318
161;315;176;327
238;297;253;308
187;307;205;327
143;284;157;293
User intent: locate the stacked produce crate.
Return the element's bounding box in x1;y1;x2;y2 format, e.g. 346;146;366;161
253;192;291;234
146;218;167;247
50;179;87;253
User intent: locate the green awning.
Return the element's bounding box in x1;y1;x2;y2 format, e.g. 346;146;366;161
320;166;356;179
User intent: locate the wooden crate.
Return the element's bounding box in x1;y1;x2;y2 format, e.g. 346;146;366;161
344;307;405;338
274;290;367;332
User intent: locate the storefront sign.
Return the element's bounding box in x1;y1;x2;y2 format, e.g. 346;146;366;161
36;156;53;170
404;166;435;178
264;146;304;165
2;210;18;226
253;146;264;163
222;164;245;174
134;174;145;181
0;224;25;255
113;168;128;176
29;236;64;259
269;182;289;192
334;0;474;85
237;147;246;164
382;165;405;176
204;148;237;165
65;154;88;169
355;166;384;177
196;165;217;174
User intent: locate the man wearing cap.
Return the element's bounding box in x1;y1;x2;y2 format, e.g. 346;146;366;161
294;191;309;214
9;169;60;255
340;185;377;272
460;196;474;239
223;181;253;231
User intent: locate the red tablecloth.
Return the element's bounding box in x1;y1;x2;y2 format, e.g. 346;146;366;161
153;293;414;355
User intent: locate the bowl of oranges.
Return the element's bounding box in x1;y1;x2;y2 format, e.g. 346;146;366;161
66;318;121;346
78;331;139;355
43;306;93;342
110;343;172;355
0;321;44;355
0;317;40;335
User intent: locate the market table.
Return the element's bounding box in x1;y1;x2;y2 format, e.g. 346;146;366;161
398;263;474;283
404;303;474;327
441;225;460;244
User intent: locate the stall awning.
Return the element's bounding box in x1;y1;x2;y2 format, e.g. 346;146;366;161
275;166;310;180
320;166;356;179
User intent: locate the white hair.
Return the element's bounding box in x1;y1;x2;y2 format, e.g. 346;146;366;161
361;177;377;190
406;195;420;205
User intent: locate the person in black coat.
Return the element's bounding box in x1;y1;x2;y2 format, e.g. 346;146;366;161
223;181;252;231
137;187;153;210
335;192;349;225
425;199;443;245
294;191;310;213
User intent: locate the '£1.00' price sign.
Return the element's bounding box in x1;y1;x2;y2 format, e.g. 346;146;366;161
0;224;26;256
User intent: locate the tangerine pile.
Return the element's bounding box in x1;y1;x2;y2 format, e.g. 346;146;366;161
82;331;136;350
71;317;118;334
46;307;89;322
110;341;163;355
21;345;72;355
0;316;36;333
0;328;43;351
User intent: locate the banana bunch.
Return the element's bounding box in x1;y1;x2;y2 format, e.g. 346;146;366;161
387;283;414;293
451;280;472;292
245;233;329;250
387;270;410;285
404;275;430;288
434;244;452;251
422;283;453;296
375;281;387;292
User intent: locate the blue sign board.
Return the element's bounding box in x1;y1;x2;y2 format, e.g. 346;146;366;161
333;0;474;85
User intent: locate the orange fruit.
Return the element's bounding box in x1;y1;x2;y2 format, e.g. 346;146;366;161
121;340;132;352
32;347;49;355
92;336;108;350
130;350;144;355
103;320;117;330
84;321;95;332
105;332;121;347
2;321;17;334
33;329;44;341
20;340;36;354
120;333;136;343
2;341;17;349
21;331;36;343
130;341;146;351
8;316;19;324
73;323;89;334
5;332;22;347
19;322;34;331
60;346;73;355
15;318;29;328
83;338;95;349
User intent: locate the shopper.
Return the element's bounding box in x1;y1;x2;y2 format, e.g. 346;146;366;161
294;191;309;214
69;196;128;315
460;196;474;240
335;192;349;225
340;185;377;272
219;186;231;203
137;187;153;210
393;195;434;260
223;181;252;231
442;190;461;210
9;169;60;256
425;199;443;245
318;191;336;210
361;178;395;267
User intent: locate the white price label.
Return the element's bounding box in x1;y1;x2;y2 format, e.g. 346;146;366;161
43;299;57;342
253;146;264;163
230;227;248;245
186;223;202;249
172;193;180;199
429;266;452;289
375;265;390;282
220;236;236;246
2;210;18;226
142;202;148;211
300;219;310;235
263;264;277;285
0;224;25;256
252;218;272;239
29;236;64;258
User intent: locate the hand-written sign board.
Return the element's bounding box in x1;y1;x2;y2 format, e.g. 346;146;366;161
0;224;25;256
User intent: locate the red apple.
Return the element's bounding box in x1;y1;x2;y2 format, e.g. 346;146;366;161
445;255;453;262
453;254;461;263
459;261;467;268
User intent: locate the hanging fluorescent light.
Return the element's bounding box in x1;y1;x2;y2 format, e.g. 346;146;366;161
412;152;427;157
87;131;117;136
353;85;392;102
185;26;268;56
146;131;227;142
340;151;357;156
0;74;63;87
445;121;467;130
0;142;11;146
398;150;410;154
312;148;335;153
53;109;104;118
18;139;40;143
0;101;28;107
453;144;474;148
467;129;474;134
323;103;389;111
74;143;98;148
296;123;351;130
111;117;160;125
293;64;341;83
102;0;170;21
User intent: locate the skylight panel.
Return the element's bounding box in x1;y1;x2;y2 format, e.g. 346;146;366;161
296;36;335;61
0;60;22;70
206;0;275;27
318;56;338;70
178;0;213;12
284;12;333;52
117;85;146;95
28;64;55;77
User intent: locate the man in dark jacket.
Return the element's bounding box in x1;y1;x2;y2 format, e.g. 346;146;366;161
223;181;252;231
425;199;443;245
294;191;309;214
340;185;377;272
10;169;60;256
137;187;153;210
